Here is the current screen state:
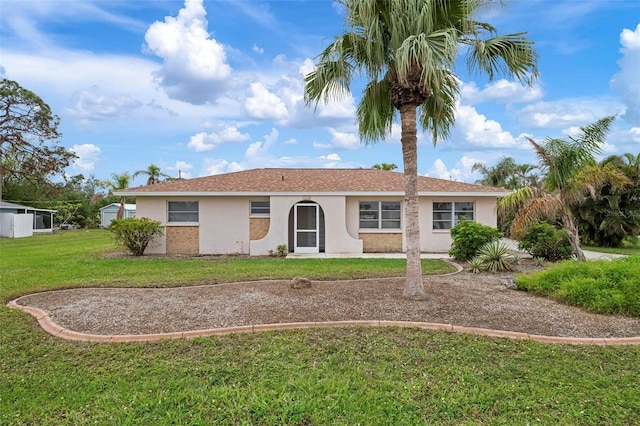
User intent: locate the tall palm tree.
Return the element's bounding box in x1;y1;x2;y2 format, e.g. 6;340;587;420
133;164;172;186
372;162;398;171
500;116;629;261
305;0;538;299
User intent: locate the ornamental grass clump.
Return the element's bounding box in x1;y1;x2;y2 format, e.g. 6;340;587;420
477;240;513;272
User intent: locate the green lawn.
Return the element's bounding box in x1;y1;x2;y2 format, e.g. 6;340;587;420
1;230;640;425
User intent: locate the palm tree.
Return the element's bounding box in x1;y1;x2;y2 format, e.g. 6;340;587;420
372;163;398;171
305;0;538;299
576;152;640;247
133;164;172;186
99;172;131;220
500;116;629;261
472;157;539;190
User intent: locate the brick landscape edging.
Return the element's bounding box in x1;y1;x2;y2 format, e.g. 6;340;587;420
7;299;639;345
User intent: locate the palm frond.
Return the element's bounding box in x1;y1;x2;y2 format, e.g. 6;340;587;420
418;68;459;144
498;186;538;215
357;78;395;144
465;33;539;85
510;193;563;238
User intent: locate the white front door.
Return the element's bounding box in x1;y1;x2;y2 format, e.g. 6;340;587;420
294;203;319;253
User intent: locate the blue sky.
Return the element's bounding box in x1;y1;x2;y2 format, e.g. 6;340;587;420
1;0;639;187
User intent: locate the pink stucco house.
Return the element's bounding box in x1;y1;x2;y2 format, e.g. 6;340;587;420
115;168;508;256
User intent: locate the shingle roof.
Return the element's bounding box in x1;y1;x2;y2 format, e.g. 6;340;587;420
117;168;509;195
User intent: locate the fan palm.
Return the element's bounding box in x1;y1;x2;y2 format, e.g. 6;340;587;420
500;116;629;261
305;0;538;299
133;164;172;186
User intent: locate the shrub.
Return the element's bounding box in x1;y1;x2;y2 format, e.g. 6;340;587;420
477;240;512;272
517;221;573;262
449;218;503;261
108;217;164;256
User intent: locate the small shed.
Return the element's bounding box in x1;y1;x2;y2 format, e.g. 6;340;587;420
100;203;136;227
0;201;57;238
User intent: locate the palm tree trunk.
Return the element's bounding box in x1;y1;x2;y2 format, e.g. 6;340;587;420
561;211;586;261
400;103;426;300
117;196;125;220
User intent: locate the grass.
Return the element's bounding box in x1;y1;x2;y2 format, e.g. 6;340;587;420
583;236;640;256
516;256;640;316
2;230;640;424
0;230;453;299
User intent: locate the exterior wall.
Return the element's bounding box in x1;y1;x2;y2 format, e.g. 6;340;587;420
166;226;199;254
135;194;498;255
199;197;250;254
346;196;406;252
136;196;252;255
250;217;269;240
250;195;362;255
359;232;403;252
420;196;497;253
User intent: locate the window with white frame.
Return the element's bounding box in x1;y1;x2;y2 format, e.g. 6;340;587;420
168;201;199;222
432;202;474;229
359;201;401;229
250;201;270;216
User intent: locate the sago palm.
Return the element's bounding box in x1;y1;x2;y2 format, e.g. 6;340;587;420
304;0;538;299
500;115;629;261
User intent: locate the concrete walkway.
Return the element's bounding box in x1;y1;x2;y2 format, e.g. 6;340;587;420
287;239;626;260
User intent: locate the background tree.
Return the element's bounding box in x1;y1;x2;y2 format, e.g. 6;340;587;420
99;172;132;220
472;157;539;189
133;164;173;186
575;152;640;247
372;163;398;171
500;116;628;261
305;0;538;299
0;79;76;201
472;156;540;233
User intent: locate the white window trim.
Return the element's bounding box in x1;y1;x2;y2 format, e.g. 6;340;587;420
432;201;475;230
167;201;199;224
250;200;270;217
359;201;402;230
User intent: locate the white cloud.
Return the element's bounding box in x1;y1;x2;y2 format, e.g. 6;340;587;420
244;82;289;120
144;0;232;104
461;79;543;105
166;160;194;179
202;158;243;176
283;138;297;145
187;125;251;152
424;158;451;180
518;99;624;129
454;105;518;148
611;23;640;126
66;85;143;125
246;128;279;158
313;128;360;150
252;44;264;54
424;156;482;182
70;143;101;172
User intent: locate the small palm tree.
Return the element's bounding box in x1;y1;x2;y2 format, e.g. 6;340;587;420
133;164;172;186
305;0;538;299
92;172;132;220
372;163;398;171
500;116;629;261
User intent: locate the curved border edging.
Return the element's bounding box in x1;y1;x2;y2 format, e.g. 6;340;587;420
7;299;639;346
